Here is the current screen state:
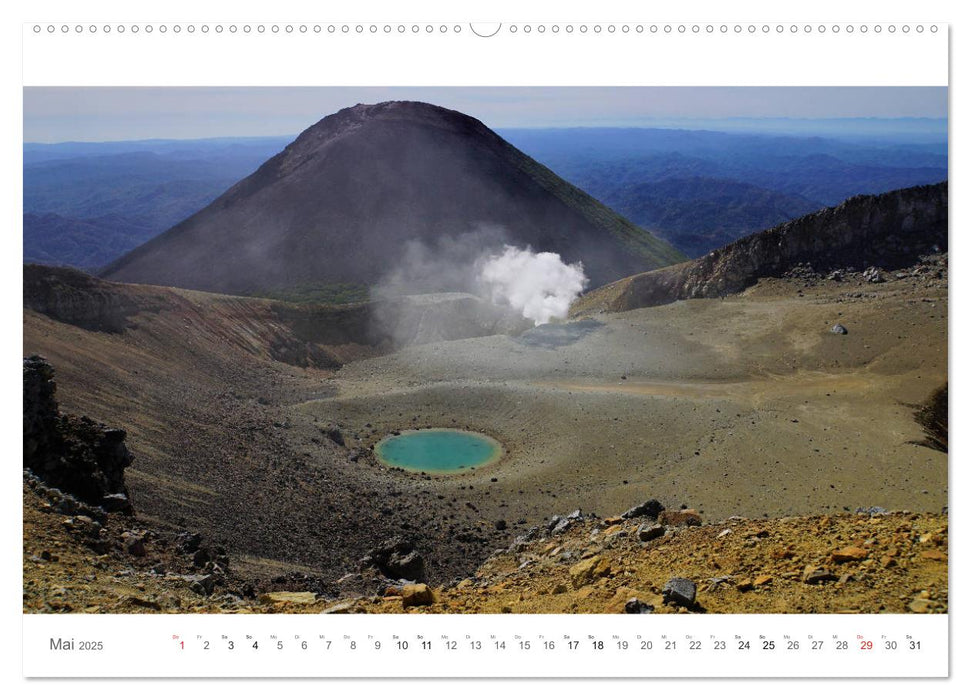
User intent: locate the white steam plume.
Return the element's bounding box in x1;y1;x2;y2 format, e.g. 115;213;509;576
476;245;588;326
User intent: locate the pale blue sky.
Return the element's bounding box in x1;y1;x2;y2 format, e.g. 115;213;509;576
23;86;947;143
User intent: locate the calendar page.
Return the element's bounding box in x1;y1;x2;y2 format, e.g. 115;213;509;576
16;0;953;686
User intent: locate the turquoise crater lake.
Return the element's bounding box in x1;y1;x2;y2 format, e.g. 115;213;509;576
374;429;502;473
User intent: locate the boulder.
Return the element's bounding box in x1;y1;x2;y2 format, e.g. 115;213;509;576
624;598;654;614
401;583;435;608
662;577;697;607
361;538;427;582
658;509;702;528
831;324;848;335
863;267;885;283
71;515;103;539
908;597;932;613
190;574;217;597
212;546;231;571
125;596;162;611
519;525;541;542
569;556;611;588
831;546;868;563
622;499;665;520
388;550;425;580
259;591;317;605
177;532;203;553
549;509;583;536
602;524;623;538
101;493;131;513
320;601;356;614
124;534;147;557
802;566;837;584
636;523;666;542
192;548;212;568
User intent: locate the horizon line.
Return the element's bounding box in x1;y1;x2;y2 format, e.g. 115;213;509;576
23;116;949;147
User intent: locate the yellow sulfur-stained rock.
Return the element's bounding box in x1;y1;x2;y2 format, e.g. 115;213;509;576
908;597;932;613
259;591;317;605
401;583;435;608
831;546;868;563
569;556;611;589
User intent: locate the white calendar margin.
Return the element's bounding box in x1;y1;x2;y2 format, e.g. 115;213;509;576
22;18;946;88
7;0;960;693
23;613;948;678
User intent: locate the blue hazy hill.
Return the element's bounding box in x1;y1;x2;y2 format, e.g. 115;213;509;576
24;123;946;270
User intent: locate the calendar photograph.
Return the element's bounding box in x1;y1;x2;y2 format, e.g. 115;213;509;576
22;85;948;619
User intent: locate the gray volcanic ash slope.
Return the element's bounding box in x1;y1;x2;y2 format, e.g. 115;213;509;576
102;101;684;294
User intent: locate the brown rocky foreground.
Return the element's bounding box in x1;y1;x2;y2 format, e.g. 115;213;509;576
365;509;948;615
24;482;947;615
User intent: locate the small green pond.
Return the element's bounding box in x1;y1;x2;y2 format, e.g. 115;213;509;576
374;429;501;473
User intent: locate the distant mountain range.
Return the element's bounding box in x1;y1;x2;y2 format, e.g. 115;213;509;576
501;127;946;254
23;144;286;271
23;212;155;270
24;117;947;275
592;177;824;258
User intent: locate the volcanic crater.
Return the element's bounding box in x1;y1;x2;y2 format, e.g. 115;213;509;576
22;102;948;610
